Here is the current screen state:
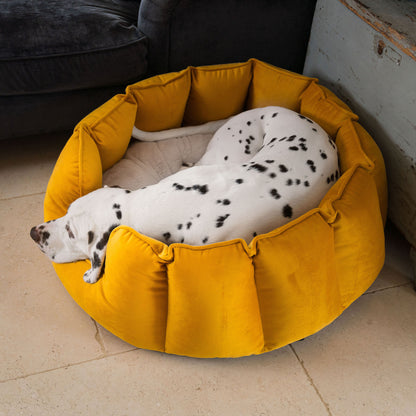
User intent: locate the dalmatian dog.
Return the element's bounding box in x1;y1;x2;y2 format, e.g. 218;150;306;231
30;106;339;283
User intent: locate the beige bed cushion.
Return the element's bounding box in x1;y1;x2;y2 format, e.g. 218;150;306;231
102;133;213;190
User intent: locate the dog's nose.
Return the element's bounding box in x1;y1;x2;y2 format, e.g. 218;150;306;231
30;226;41;243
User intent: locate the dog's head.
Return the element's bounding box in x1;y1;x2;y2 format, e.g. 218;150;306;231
30;187;125;283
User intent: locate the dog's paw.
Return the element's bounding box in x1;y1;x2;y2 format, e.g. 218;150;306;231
83;267;101;284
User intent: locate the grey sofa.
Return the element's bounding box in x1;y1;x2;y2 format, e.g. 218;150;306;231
0;0;317;140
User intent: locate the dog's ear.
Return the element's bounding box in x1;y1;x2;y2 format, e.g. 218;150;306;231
83;224;118;284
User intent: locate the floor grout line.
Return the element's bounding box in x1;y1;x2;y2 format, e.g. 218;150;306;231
289;344;333;416
363;281;413;295
0;348;138;385
0;192;46;202
91;318;107;356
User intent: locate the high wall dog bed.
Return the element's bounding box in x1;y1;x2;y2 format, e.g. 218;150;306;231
44;59;387;358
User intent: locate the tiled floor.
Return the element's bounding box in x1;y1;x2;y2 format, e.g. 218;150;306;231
1;133;415;416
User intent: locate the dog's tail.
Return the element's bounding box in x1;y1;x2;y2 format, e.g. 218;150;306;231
131;118;229;142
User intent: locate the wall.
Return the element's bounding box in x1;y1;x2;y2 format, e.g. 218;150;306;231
303;0;416;253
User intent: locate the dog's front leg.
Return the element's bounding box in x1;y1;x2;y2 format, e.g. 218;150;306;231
83;224;119;283
83;248;106;284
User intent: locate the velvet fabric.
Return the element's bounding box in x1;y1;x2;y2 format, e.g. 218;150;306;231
1;0;318;140
138;0;317;74
43;60;387;358
0;0;146;139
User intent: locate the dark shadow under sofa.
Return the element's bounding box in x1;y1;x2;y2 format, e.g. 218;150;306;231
0;0;317;141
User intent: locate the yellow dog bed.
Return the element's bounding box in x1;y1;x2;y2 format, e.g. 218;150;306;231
44;59;387;358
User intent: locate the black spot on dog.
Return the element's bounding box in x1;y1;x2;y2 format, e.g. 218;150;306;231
92;251;101;269
42;231;50;244
278;137;287;142
177;224;183;230
279;164;288;173
202;237;209;244
125;190;131;194
289;146;299;151
239;140;242;144
299;143;308;151
335;170;340;180
320;151;328;159
239;130;242;134
96;224;118;250
307;160;317;173
235;179;244;184
247;121;251;126
270;189;281;199
88;231;94;244
180;238;185;243
253;232;258;237
296;179;301;185
244;150;251;155
304;181;310;187
112;205;122;219
269;137;277;144
173;183;185;190
163;232;171;241
269;173;277;178
299;138;307;142
222;199;231;205
196;213;201;218
286;179;293;186
265;160;275;164
224;156;228;161
283;204;293;218
65;224;75;239
299;114;314;124
287;135;296;142
216;214;230;228
186;222;192;230
272;112;278;118
248;163;268;173
312;128;317;132
260;115;265;120
192;184;209;194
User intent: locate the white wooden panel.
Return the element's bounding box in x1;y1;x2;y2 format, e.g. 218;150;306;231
304;0;416;252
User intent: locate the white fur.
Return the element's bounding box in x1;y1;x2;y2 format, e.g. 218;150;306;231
31;106;339;283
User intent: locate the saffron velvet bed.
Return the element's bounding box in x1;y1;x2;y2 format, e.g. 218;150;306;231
44;59;387;358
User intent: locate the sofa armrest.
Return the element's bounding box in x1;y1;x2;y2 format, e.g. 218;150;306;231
138;0;317;75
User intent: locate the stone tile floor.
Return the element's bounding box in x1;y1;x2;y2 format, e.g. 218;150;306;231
0;133;415;416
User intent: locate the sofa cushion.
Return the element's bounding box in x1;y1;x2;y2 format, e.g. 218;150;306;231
0;0;147;96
